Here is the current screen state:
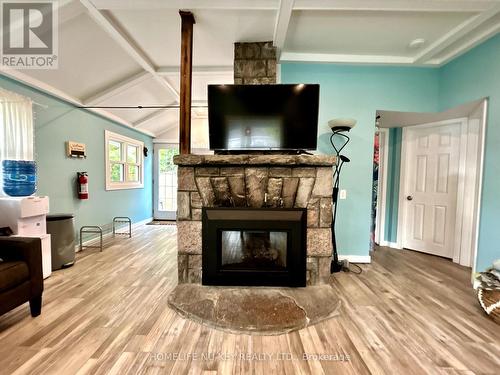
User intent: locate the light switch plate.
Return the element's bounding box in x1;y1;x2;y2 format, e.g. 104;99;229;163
339;189;347;199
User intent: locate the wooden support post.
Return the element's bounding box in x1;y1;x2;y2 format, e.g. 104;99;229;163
179;11;195;155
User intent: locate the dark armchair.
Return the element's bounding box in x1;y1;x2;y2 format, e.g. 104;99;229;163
0;237;44;317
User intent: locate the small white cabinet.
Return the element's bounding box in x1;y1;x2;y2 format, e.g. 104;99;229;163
0;196;52;279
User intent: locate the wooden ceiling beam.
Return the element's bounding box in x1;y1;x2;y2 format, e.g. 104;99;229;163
179;10;195;155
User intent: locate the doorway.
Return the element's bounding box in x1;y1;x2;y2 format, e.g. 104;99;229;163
153;144;179;220
375;98;487;271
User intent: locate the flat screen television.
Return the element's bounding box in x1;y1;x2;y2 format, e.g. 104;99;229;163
208;84;319;151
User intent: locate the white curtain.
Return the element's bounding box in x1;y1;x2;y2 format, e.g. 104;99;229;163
0;88;34;161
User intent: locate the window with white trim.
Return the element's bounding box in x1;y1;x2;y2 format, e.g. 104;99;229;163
105;130;144;190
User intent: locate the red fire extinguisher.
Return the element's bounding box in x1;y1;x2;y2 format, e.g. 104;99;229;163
77;172;89;200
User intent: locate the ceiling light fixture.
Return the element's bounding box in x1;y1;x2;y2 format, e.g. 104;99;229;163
409;38;426;49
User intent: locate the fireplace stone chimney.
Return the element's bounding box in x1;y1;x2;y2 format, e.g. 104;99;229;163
234;42;277;84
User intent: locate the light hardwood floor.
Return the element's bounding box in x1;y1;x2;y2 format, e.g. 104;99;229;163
0;224;498;374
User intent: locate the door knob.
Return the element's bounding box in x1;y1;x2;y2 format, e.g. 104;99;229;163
406;195;413;201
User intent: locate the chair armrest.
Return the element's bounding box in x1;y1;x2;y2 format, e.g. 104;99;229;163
0;237;44;296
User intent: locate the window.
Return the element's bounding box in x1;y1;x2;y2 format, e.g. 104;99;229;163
105;130;144;190
0;88;34;161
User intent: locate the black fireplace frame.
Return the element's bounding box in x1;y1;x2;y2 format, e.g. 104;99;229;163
202;207;307;287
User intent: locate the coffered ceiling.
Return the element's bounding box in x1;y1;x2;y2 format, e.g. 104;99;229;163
2;0;499;137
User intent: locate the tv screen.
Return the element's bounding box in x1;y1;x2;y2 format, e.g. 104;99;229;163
208;84;319;151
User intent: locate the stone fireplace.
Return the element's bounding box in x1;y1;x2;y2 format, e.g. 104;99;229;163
174;154;336;286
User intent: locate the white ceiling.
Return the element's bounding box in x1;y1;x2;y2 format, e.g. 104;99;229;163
109;8;276;67
2;0;500;138
285;10;475;57
22;11;144;100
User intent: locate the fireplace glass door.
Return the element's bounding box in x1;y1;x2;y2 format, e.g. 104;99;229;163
221;230;288;270
203;208;307;287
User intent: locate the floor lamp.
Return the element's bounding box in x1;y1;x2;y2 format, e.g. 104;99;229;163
328;118;356;273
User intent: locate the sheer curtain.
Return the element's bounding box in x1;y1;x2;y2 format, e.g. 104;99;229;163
0;88;34;161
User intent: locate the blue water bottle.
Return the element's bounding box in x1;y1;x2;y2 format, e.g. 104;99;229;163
2;160;37;196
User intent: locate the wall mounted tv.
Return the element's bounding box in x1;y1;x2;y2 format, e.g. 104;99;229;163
208;84;319;152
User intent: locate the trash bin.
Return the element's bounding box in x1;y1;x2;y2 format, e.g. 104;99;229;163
46;214;75;270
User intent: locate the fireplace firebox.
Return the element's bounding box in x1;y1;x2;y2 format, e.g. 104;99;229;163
202;208;307;287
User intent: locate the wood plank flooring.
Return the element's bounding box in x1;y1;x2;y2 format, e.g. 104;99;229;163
0;225;498;374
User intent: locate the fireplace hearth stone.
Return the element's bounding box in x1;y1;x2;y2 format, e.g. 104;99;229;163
168;283;341;335
174;154;336;286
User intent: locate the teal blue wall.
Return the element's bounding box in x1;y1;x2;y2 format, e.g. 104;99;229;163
283;34;500;270
439;34;500;271
281;65;439;256
0;75;153;239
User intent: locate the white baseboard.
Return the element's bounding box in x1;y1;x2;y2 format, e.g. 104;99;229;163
379;240;402;249
75;216;153;252
338;255;371;263
132;217;154;227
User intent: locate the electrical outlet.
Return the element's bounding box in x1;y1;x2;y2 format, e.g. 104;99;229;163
339;189;347;199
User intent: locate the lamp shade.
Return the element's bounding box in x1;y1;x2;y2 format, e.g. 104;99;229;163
328;118;357;131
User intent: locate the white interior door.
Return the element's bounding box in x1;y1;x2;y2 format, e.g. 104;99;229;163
153;144;179;220
402;122;461;258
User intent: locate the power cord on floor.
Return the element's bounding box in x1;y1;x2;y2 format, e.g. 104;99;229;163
328;262;363;283
343;263;363;274
340;260;363;274
327;262;363;284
